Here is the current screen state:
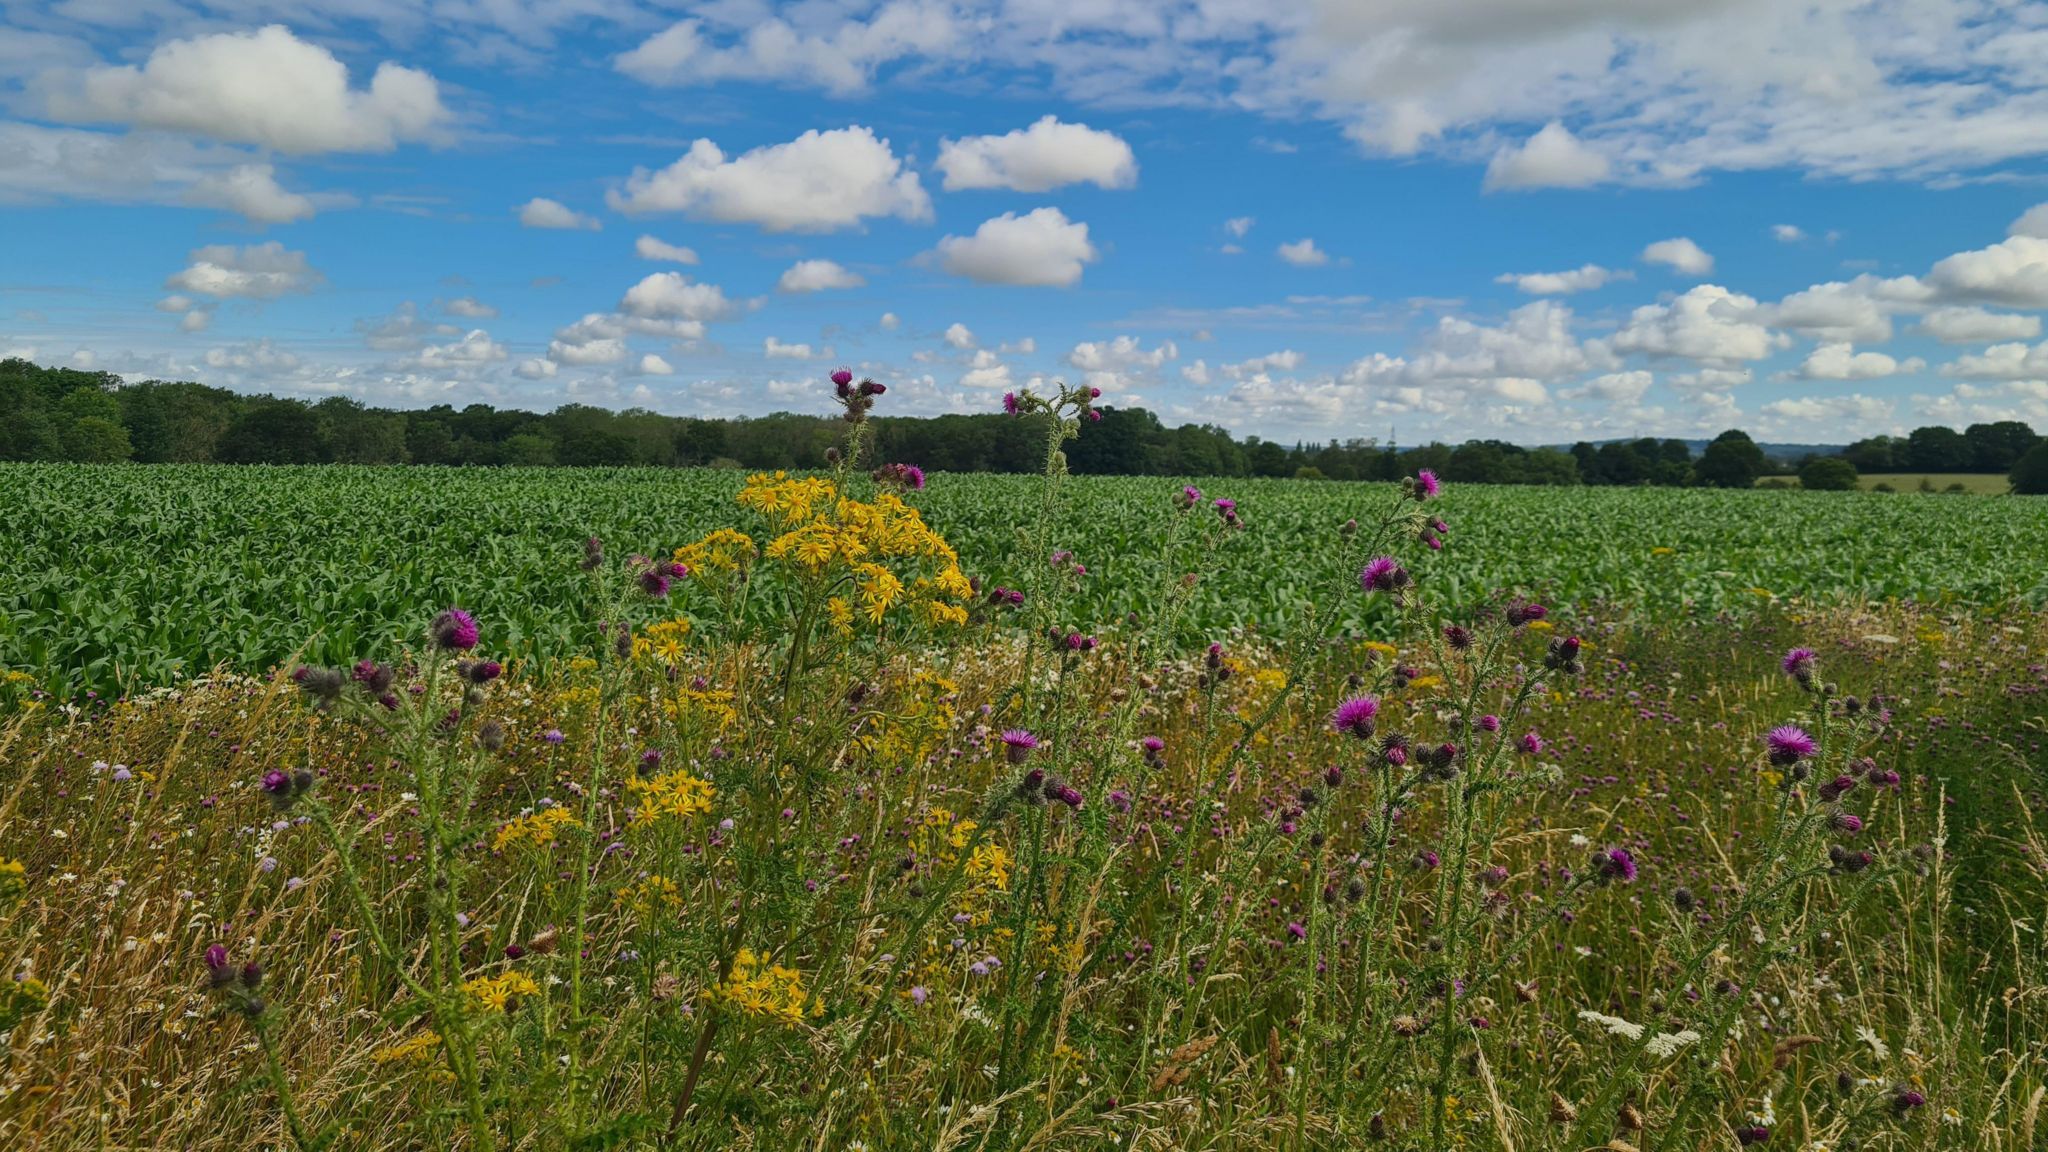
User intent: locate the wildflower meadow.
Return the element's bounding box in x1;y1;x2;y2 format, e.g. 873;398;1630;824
2;372;2045;1151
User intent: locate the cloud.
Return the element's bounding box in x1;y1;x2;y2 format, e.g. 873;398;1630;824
1277;238;1329;267
1758;394;1897;432
1772;224;1806;243
1762;276;1931;345
519;197;601;231
935;207;1096;287
618;272;739;321
166;241;320;300
515;358;558;380
1918;306;2042;345
1926;235;2048;308
635;235;699;264
1494;264;1628;295
944;323;976;350
1563;370;1655;405
185;164;316;224
635;353;675;376
1225;216;1255;239
1225;350;1304;378
879;312;901;331
1941;339;2048;381
44;25;447;155
548;335;630;366
357;302;457;351
616;6;965;96
1483;122;1609;191
959;349;1012;389
1069;335;1178;373
1181;359;1211;385
935;116;1138;192
203;339;301;372
1795;342;1922;380
1642;237;1714;275
609;126;930;232
1610;285;1786;365
2010;203;2048;239
778;259;865;292
443;296;497;319
399;328;508;372
764;337;821;359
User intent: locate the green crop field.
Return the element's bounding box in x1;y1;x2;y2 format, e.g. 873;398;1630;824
4;462;2047;698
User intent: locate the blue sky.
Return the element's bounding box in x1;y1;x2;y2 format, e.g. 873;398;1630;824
5;1;2048;444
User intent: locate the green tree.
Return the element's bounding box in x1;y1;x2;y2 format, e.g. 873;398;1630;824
1904;425;1970;472
1695;429;1767;488
1964;421;2038;473
1797;456;1859;491
2011;442;2048;495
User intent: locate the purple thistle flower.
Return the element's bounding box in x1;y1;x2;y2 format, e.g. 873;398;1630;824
1052;784;1085;809
1359;556;1408;594
1412;469;1441;500
1518;731;1545;755
639;568;672;597
1443;624;1473;651
1832;812;1864;834
1000;729;1039;764
261;770;290;794
1412;849;1441;871
910;985;929;1004
543;729;565;745
1002;392;1020;415
831;368;854;388
1140;736;1165;755
1285;921;1307;941
1735;1125;1769;1145
1477;714;1500;732
1781;647;1817;679
1505;601;1547;626
1765;725;1817;766
1330;695;1381;740
1818;774;1858;801
1892;1087;1925;1112
431;608;479;651
1594;848;1637;883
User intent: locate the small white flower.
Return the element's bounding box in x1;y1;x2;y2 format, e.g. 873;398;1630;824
1855;1025;1890;1060
1577;1010;1644;1040
1569;833;1590;848
1645;1029;1700;1058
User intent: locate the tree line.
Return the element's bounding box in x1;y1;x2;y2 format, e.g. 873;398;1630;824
4;358;2044;491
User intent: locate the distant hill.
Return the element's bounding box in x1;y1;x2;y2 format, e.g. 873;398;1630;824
1545;437;1847;463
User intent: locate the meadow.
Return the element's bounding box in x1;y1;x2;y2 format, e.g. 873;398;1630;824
1;378;2045;1151
3;462;2046;701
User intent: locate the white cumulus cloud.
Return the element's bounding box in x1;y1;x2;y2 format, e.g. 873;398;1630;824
936;116;1138;192
609;126;930;233
44;25;447;154
519;197;601;230
1643;237;1715;276
935;207;1096;287
778;259;865;292
1278;238;1329;267
635;235;699;264
1494;264;1627;295
166;241;320;300
1483;123;1609;191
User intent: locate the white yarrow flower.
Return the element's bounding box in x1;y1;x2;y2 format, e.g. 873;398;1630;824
1645;1029;1700;1058
1577;1010;1644;1040
1855;1025;1890;1060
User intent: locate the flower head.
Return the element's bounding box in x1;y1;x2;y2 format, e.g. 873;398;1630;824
1781;647;1817;680
1594;847;1637;883
1765;725;1817;766
1359;556;1409;594
431;608;479;651
1000;729;1039;764
1002;392;1020;415
1329;695;1381;740
1518;730;1546;755
831;368;854;389
1412;469;1441;500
